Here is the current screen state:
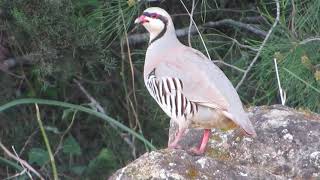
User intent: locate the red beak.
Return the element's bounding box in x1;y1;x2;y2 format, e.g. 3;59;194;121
134;15;149;24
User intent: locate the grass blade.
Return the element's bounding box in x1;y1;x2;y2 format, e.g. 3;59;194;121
0;98;156;151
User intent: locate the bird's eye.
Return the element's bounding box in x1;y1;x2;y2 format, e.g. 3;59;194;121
151;13;158;18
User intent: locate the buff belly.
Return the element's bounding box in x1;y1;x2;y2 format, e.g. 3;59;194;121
189;105;238;130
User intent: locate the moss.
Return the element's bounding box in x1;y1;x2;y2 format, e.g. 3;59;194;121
211;134;223;142
186;166;199;180
297;107;318;120
206;147;231;161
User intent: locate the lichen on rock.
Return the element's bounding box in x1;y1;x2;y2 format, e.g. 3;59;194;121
110;105;320;179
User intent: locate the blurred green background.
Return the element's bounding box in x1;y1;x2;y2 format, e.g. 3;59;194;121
0;0;319;179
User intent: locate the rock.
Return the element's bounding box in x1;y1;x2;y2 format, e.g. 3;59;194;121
110;105;320;179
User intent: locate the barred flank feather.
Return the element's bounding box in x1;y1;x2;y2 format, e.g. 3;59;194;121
146;69;198;120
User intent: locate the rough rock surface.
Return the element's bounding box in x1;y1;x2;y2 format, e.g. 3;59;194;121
110;105;320;179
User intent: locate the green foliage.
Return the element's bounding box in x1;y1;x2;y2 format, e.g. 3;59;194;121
6;0;109;95
63;135;82;156
244;0;320;112
85;148;117;178
0;0;320;179
96;0;140;45
28;148;49;166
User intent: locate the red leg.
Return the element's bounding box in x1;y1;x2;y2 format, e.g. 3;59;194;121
189;129;211;155
168;128;186;149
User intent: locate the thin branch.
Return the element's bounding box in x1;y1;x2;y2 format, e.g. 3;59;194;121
171;8;260;16
5;169;28;180
213;60;246;73
119;3;142;156
11;146;33;179
53;111;76;157
120;5;142;134
172;9;259;17
235;0;280;90
35;104;58;180
73;79;107;114
241;16;267;24
0;141;44;180
273;58;286;105
290;0;297;36
19;130;38;156
129;18;267;45
221;35;259;51
73;79;137;158
188;0;195;47
204;19;267;37
179;0;211;60
119;40;139;156
299;37;320;45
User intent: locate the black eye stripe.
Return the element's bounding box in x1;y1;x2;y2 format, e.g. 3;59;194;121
142;12;168;24
143;12;155;17
158;16;168;24
143;12;158;18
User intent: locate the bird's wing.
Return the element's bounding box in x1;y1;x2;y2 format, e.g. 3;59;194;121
155;48;229;110
154;46;256;135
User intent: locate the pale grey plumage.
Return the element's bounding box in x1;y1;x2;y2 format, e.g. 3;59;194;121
136;7;256;154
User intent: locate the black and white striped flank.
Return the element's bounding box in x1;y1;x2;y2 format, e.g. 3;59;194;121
146;69;198;119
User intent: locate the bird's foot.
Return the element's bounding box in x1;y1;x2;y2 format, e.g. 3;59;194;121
167;128;186;149
187;129;211;155
188;146;205;155
167;142;182;150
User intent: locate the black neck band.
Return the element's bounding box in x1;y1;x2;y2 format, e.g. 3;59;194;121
150;22;167;45
142;12;168;45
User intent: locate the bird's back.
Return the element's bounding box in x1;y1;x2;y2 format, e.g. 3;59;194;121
181;46;256;135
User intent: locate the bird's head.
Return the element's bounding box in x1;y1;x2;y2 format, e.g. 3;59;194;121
135;7;175;43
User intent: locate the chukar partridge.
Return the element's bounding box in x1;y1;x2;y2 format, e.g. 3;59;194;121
135;7;256;155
